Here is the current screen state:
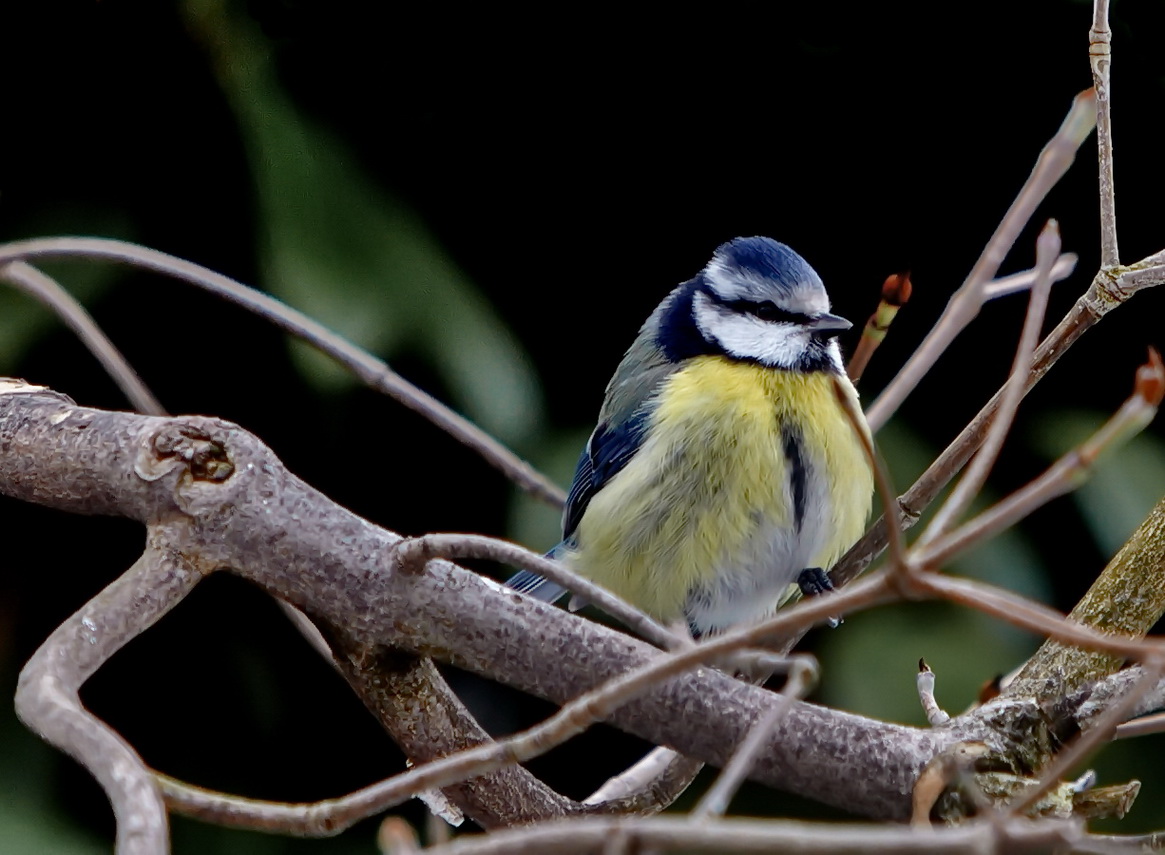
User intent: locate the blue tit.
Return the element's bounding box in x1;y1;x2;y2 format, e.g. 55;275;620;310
507;236;874;635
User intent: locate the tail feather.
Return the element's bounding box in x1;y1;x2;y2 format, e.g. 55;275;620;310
505;569;568;603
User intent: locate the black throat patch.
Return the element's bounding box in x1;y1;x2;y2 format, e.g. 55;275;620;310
781;425;808;533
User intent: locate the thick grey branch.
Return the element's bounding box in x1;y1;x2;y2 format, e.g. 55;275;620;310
0;386;1153;827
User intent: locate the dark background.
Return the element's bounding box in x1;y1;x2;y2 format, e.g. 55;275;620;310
2;1;1164;851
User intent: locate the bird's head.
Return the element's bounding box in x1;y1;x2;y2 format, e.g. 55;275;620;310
656;237;851;372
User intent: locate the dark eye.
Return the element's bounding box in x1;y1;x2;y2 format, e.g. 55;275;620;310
727;299;808;324
751;300;792;322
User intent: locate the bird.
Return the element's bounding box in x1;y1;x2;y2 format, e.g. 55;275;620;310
507;236;874;636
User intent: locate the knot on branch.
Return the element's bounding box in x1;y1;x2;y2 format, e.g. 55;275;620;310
975;696;1061;775
137;424;235;484
1084;267;1132;313
391;536;435;575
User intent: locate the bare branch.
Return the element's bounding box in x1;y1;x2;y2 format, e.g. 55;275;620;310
690;656;817;820
919;221;1060;545
414;813;1084;855
981;254;1077;299
1115;711;1165;740
846;271;912;385
865;89;1097;431
1116;263;1165;294
912;572;1162;663
0;237;565;507
1072;830;1165;854
334;653;578;828
1090;0;1119;267
582;748;703;811
4;384;1164;834
151;581;882;838
0;261;166;416
915;351;1164;571
391;533;686;652
1009;491;1165;699
14;543;204;855
910;741;991;826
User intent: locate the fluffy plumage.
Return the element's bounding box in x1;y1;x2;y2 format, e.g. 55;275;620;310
507;237;874;634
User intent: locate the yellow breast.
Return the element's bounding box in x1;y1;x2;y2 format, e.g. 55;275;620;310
568;355;873;626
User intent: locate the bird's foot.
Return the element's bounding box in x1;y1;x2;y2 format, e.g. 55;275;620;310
796;567;842;627
797;567;833;597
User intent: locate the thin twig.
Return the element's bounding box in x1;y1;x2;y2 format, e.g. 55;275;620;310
828;254;1158;600
690;657;817;820
0;237;566;507
919;221;1060;545
391;533;687;652
846;271;912;385
866;88;1097;431
1115;263;1165;293
306;544;1165;837
158;571;898;836
413;813;1083;855
910;741;991;826
582;748;697;808
911;572;1164;663
982;254;1077;299
916;350;1164;570
1073;831;1165;854
0;261;166;416
586;750;706;814
1114;711;1165;740
832;376;908;579
1090;0;1119;268
15;544;204;855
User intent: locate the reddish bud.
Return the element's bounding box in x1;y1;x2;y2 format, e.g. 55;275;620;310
977;674;1004;705
881;272;913;306
1134;347;1165;407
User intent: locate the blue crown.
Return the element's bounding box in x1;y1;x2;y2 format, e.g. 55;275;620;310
714;237;820;291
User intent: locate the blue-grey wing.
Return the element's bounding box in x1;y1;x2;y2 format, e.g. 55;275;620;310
504;415;649;603
561;411;650;540
505;333;679;603
505;568;566;602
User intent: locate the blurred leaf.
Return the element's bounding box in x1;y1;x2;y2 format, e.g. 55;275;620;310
1031;409;1165;555
0;674;103;855
205;18;544;446
0;291;54;369
0;801;104;855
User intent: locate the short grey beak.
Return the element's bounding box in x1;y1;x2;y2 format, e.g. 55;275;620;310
807;312;852;334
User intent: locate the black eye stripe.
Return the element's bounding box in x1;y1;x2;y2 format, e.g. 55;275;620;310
724;299;809;325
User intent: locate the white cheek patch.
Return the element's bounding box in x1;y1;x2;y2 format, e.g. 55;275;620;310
694;295;808;368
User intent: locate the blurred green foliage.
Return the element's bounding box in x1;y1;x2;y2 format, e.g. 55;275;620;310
1032;410;1165;556
191;0;545;446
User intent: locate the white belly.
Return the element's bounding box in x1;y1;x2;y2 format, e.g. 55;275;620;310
683;440;834;633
